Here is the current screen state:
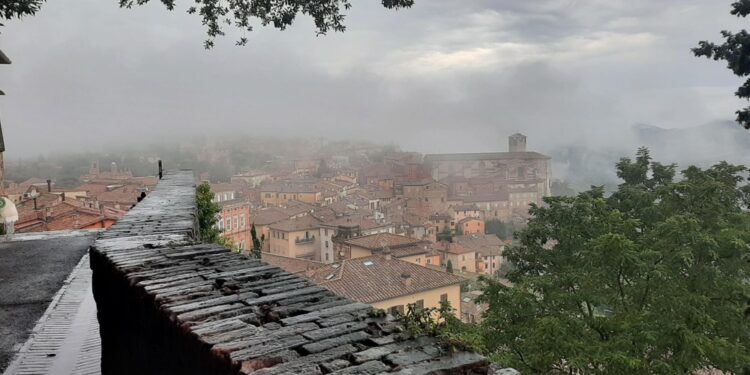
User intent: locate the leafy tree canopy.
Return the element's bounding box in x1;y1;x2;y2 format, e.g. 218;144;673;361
196;181;221;242
477;148;750;374
0;0;43;27
695;0;750;128
0;0;414;48
485;219;515;241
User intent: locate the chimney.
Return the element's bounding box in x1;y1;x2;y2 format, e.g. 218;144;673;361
383;246;392;260
47;179;52;192
401;272;412;286
61;192;66;201
509;133;527;153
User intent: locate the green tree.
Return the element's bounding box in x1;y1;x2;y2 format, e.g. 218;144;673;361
437;227;453;243
446;259;454;274
197;182;240;251
0;0;42;27
476;149;750;374
485;219;514;241
196;182;221;242
250;223;264;259
694;0;750;129
1;0;414;49
550;179;576;197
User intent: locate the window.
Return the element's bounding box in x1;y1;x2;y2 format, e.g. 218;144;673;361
240;214;245;228
426;258;431;265
233;217;238;229
416;258;421;264
440;294;448;303
389;305;404;316
325;253;329;261
325;228;328;236
415;299;424;310
462;255;465;261
225;218;231;230
325;241;329;248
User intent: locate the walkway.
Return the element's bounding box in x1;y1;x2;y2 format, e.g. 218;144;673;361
3;254;101;375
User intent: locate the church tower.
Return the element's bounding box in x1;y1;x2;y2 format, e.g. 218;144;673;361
509;133;527;153
90;161;100;176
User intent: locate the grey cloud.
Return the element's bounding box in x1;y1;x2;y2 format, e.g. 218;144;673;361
0;0;744;164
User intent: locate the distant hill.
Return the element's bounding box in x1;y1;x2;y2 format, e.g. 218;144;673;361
549;121;750;192
630;121;750;167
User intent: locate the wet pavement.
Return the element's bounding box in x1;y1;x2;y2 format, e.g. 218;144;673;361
1;232;101;375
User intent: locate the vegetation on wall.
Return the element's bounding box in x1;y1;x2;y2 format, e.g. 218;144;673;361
250;223;263;259
196;182;237;251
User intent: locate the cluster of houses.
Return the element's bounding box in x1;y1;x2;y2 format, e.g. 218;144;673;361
4;134;549;323
211;134;551;323
6;162;158;233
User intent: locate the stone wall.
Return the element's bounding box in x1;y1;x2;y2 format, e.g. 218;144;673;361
90;171;497;375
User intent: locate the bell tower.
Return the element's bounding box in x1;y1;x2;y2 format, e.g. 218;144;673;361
509;133;527;153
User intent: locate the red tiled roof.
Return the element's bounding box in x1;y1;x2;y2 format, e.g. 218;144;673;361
341;232;423;251
434;241;475;255
269;215;321;232
260;253;326;274
252;208;291;226
306;255;464;303
453;234;505;256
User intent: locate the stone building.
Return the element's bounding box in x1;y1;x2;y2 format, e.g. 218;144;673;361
424;133;551;218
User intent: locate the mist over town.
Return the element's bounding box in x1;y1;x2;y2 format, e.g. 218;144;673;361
0;1;749;375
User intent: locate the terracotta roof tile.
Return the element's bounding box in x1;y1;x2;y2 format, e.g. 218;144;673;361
453;234;505;257
269;215;321;232
306;255;464;303
341;233;423;251
260;253;326;274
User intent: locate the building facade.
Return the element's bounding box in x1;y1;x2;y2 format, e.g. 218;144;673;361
424;134;551;214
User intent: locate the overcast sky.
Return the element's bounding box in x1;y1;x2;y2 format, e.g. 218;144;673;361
0;0;745;157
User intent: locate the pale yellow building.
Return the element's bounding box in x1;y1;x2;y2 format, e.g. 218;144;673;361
268;215;322;260
260;183;322;206
306;254;464;317
333;232;431;264
435;241;477;274
453;234;506;276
